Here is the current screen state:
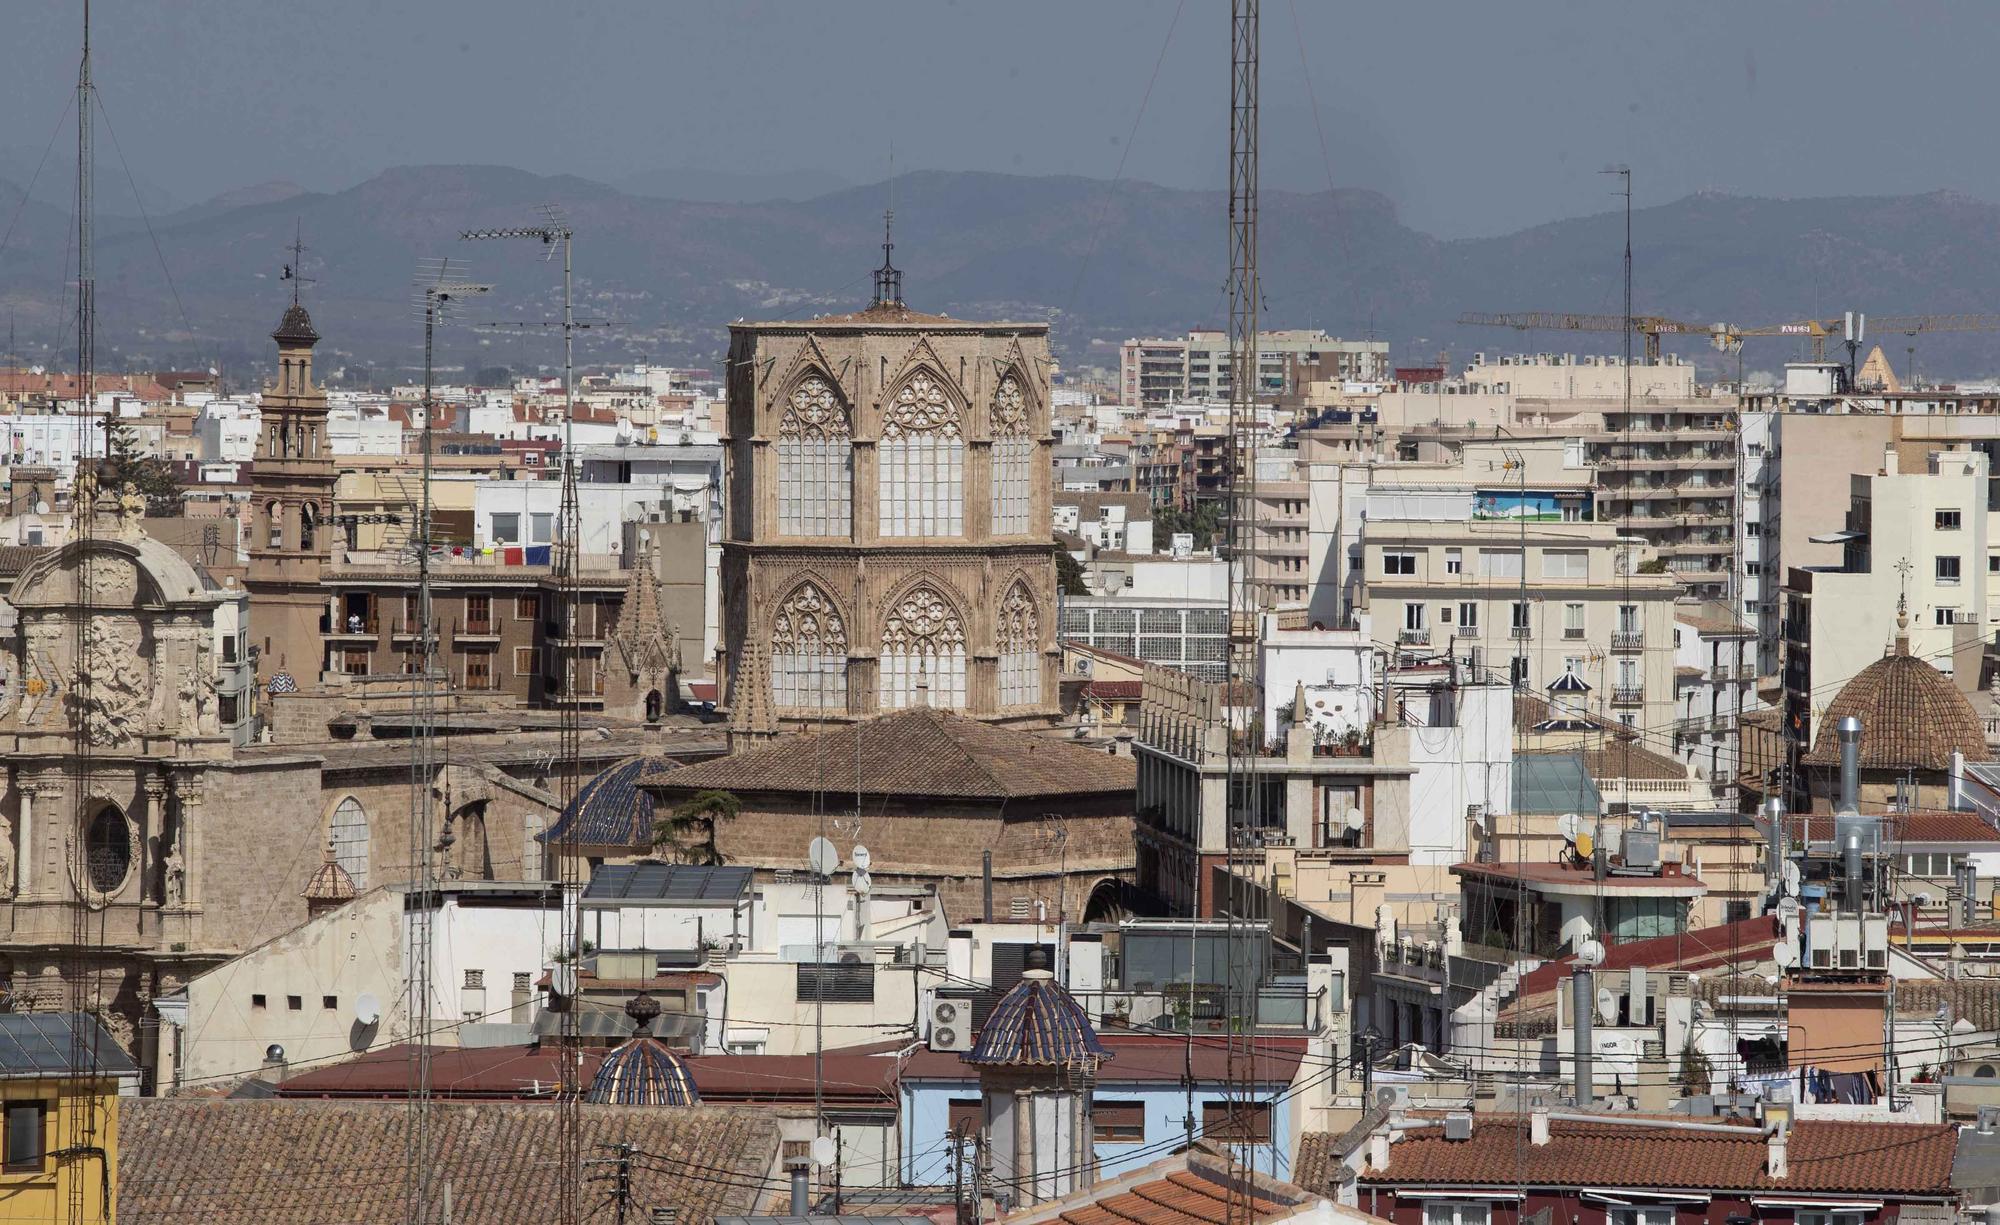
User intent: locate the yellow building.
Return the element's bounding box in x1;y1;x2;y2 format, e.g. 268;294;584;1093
0;1013;134;1224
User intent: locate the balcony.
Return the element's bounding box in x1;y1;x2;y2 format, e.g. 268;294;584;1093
1563;627;1587;640
1711;664;1733;681
1398;628;1431;646
1454;624;1480;638
1612;686;1645;706
1611;631;1644;652
1509;625;1531;640
455;617;501;642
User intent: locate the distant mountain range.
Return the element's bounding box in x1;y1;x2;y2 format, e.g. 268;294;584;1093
3;163;1999;383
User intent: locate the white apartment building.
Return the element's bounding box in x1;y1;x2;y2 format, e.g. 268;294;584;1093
1119;329;1388;406
1783;447;1993;747
1356;493;1681;740
1671;602;1760;786
195;397;260;463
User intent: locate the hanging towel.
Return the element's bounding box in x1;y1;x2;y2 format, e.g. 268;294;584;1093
503;547;525;565
524;545;552;566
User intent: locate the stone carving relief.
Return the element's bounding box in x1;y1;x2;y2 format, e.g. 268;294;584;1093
882;373;961;440
771;582;848;655
991;374;1031;437
69;618;148;748
881;585;965;654
81;553;140;605
996;581;1040;648
778;376;850;440
0;813;15;900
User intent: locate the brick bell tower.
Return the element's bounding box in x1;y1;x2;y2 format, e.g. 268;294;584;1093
244;262;336;693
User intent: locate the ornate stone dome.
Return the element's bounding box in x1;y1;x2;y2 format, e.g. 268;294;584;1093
1805;633;1992;772
584;993;700;1106
272;303;319;346
962;947;1110;1071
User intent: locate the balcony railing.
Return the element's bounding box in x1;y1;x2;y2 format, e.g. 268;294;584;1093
1454;624;1480;638
1510;626;1532;640
1398;628;1431;646
1563;627;1587;640
1611;631;1644;651
1612;686;1645;706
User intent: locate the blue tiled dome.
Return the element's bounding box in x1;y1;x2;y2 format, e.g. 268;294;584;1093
542;756;658;849
963;951;1110;1071
584;993;700;1106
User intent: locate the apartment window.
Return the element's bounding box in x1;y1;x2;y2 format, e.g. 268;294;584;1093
516;594;539;620
1747;521;1763;536
1617;658;1640;689
287;995;303;1011
1617;603;1640;634
796;962;875;1003
4;1103;44;1173
1423;1203;1490;1225
1990;555;2000;574
490;512;520;544
1384;551;1417;576
1541;549;1588;580
1458;602;1478;630
1907;853;1963;876
1796;1213;1865;1225
1938;509;1963;531
219;693;239;725
529;512;554;545
1563;603;1585;638
251;994;267;1010
1445;548;1462;575
1746;562;1763;577
222;635;237;664
1511;601;1530;630
1936;608;1959;627
1478;549;1523;579
323;995;339;1010
1404;603;1427;631
1092;1100;1146;1144
1939;555;1963;585
514;646;537;676
1564;656;1585;677
1609;1207;1675;1225
465;651;493;690
1201;1102;1272;1144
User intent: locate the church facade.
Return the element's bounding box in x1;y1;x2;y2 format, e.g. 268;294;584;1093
718;267;1059;735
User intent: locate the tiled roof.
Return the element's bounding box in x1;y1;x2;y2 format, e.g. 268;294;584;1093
1002;1145;1352;1225
271;302;320;345
118;1099;781;1223
1676;600;1755;637
1571;742;1694;782
1513;914;1780;1001
278;1043;593;1099
640;707;1135;801
1804;647;1992;771
1326;1116;1960;1198
1787;810;2000;846
543;755;659;847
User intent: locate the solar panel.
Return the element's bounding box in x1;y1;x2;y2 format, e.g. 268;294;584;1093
582;863;751;903
0;1015;135;1076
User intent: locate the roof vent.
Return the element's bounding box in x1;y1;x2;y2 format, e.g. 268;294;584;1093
1443;1112;1473;1142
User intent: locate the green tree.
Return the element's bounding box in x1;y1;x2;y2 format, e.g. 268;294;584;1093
1675;1038;1713;1097
106;419;182;514
1055;544;1089;596
1155;501;1224;550
653;789;740;866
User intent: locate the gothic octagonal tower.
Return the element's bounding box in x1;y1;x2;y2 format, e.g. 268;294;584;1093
718;271;1058;735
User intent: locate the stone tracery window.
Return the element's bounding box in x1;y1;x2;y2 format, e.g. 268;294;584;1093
990;374;1033;536
777;376;852;537
771;582;849;711
330;796;370;889
86;805;132;894
996;580;1042;708
880;584;967;709
879;373;963;538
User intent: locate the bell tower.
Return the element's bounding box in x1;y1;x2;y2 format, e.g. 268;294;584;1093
245;234;336;692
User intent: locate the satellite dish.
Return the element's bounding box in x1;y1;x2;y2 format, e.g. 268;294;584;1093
1575;831;1595;859
1345;808;1366;833
810;1135;837;1168
1576;939;1606;968
807;836;840;877
550;963;578;998
1774;942;1799;970
852;844;872;872
33;501;48;516
850;869;871;897
1557;813;1580;840
1595;988;1618;1024
1782;862;1802;895
354;992;382;1027
638;528;651;544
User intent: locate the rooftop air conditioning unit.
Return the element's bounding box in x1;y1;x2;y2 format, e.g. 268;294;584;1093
928;996;973;1052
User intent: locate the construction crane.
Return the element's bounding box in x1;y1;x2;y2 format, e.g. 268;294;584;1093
1456;311;1708;363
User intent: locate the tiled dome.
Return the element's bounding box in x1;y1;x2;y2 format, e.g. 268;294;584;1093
272;303;320;346
584;993;700;1106
302;838;357;903
963;949;1110;1071
1805;633;1992;772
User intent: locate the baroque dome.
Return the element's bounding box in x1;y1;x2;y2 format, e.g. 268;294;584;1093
1805;636;1991;773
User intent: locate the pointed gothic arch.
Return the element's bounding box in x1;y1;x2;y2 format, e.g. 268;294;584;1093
879;579;968;710
770;577;850;712
879;367;965;538
776;371;853;538
995;578;1043;708
989;368;1035;536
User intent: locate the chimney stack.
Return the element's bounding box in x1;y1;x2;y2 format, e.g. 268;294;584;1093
1531;1107;1550;1147
1767;1124;1789;1179
1836;716;1863;815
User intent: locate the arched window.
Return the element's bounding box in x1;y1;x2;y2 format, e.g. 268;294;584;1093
880;584;966;709
996;580;1042;707
300;503;317;552
267;501;283;549
330;797;370;888
879;373;963;537
771;582;848;711
990;374;1033;536
777;376;852;537
86;805;132;894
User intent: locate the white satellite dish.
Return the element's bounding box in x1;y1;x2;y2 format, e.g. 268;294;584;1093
807;836;840;877
850;868;871;898
1782;862;1802;895
550;963;578;998
1595;987;1618;1024
354;992;382;1027
1773;941;1799;970
34;501;48;516
1576;938;1606;968
852;844;872;872
1345;808;1366;832
1557;813;1580;840
810;1135;838;1168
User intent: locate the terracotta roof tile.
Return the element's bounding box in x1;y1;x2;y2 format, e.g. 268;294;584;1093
1788;810;2000;845
1804;648;1992;771
118;1098;782;1223
640;707;1134;800
1312;1116;1959;1198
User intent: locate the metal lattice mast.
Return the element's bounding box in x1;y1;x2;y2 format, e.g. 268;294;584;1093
1223;3;1260;1223
406;263;489;1225
459;209;582;1222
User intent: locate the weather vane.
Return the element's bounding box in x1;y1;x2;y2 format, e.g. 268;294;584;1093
280;218;314;307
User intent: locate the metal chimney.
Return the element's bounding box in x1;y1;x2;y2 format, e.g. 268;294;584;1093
1835;716;1863;815
1572;969;1594;1106
1843;827;1864;914
790;1162;811;1217
1761;795;1787;877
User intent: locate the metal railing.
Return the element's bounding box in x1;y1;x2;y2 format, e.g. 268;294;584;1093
1612;686;1645;706
1611;630;1644;651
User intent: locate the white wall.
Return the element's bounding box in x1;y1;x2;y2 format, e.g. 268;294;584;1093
1404;682;1513;866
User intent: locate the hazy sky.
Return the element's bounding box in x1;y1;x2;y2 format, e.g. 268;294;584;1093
6;1;1994;237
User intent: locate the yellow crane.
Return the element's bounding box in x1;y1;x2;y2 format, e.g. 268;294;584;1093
1456;310;1707;363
